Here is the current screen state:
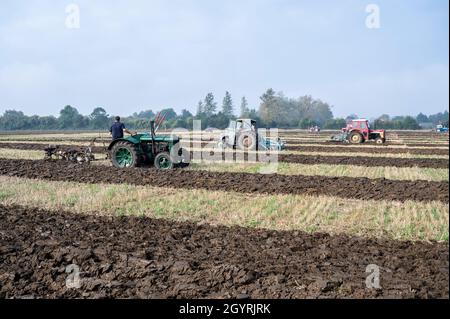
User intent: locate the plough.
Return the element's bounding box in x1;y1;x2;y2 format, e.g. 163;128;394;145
44;138;100;164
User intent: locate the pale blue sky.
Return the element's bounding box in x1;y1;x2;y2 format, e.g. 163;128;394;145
0;0;448;118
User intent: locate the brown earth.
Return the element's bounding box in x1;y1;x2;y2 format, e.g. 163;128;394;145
280;137;449;142
0;138;108;143
0;142;108;154
0;159;447;203
2;141;449;156
276;130;447;136
275;133;448;143
285;145;449;155
276;154;448;169
0;205;448;299
0;135;448;147
186;138;448;147
190;150;448;169
316;141;448;148
183;142;449;155
0;143;448;168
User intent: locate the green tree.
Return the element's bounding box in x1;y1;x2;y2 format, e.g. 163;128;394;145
207;112;230;129
0;110;27;130
196;101;204;116
160;108;177;120
401;116;420;129
259;90;334;128
377;114;390;122
133;110;155;119
247;109;260;120
429;111;449;125
259;88;278;126
375;116;421;130
89;107;109;129
297;95;333;126
58;105;87;129
240;96;250;117
203;93;217;116
222;91;234;117
299;118;317;129
416;113;428;123
38;116;58;130
181;109;193;119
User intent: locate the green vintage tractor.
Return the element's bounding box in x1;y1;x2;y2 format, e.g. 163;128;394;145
108;115;189;169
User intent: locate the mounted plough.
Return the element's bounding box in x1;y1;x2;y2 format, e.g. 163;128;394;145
44;138;99;164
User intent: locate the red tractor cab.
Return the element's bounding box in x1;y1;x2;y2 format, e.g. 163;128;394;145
343;119;386;144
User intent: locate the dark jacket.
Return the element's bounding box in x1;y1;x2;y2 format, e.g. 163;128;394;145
110;122;125;140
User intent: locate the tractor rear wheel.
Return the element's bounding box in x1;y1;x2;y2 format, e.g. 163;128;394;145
237;133;257;150
349;132;363;144
154;152;174;170
111;142;140;168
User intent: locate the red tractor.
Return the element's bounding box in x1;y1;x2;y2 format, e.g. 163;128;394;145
331;119;386;144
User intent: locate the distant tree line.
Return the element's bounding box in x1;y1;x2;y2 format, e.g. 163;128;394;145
0;89;448;131
0;106;194;131
371;111;449;130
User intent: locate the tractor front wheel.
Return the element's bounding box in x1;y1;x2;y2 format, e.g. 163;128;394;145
154;152;174;170
111;142;140;168
375;137;385;145
349;132;363;144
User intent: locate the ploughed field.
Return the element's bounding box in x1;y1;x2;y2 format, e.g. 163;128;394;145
1;205;448;298
0;159;447;203
0;129;448;299
1;141;448;155
0;142;448;169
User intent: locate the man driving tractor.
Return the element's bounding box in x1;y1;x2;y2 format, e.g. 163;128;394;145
109;116;136;140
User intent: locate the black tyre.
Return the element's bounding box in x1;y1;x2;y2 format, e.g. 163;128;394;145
375;137;385;145
349;132;363;144
237;133;257;150
111;142;140;168
154;152;174;170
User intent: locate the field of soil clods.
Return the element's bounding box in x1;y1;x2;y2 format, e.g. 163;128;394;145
1;205;448;299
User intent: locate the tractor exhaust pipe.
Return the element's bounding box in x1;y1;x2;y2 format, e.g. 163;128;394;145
150;120;156;155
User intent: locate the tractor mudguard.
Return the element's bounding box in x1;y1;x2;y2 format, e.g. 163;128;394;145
107;136;141;150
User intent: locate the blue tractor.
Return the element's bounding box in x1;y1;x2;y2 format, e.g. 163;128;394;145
436;125;449;133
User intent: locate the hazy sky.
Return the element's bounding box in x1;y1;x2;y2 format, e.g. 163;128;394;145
0;0;448;118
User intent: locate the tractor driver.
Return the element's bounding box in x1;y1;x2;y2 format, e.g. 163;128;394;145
109;116;136;140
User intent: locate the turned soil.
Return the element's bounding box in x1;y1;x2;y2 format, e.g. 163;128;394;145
0;159;447;203
0;143;448;169
0;205;448;299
